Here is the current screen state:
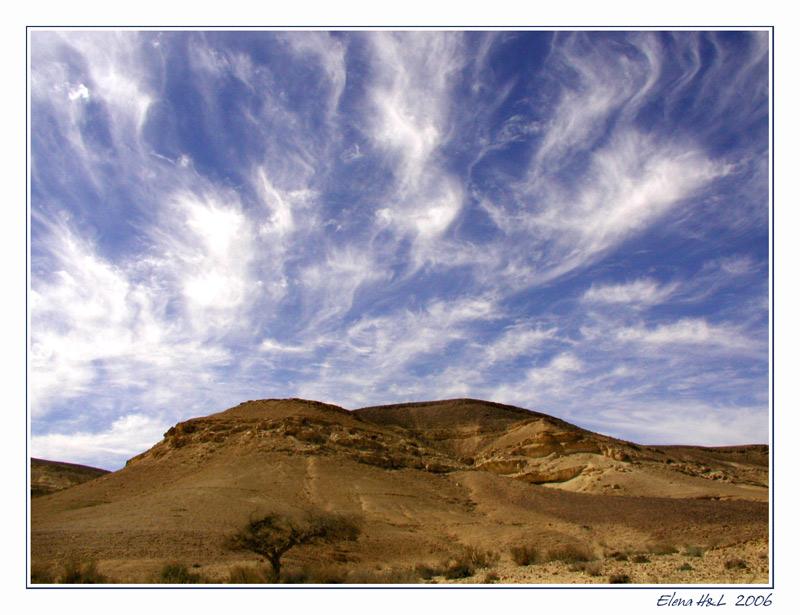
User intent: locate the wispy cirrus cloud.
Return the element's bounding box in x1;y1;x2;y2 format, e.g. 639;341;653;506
583;278;676;306
29;30;769;469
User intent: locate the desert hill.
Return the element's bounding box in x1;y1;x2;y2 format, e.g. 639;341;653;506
30;458;110;498
30;398;769;584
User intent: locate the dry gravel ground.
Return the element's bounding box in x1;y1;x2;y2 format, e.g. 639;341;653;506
30;398;769;585
439;539;770;585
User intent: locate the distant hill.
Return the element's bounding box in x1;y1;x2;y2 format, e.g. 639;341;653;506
31;398;768;584
30;458;110;498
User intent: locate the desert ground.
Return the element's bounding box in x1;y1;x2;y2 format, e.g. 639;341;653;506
30;398;769;585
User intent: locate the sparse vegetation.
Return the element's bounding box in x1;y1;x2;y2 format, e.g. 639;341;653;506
277;564;420;584
343;567;419;584
631;554;651;563
545;544;593;563
58;558;109;584
30;563;56;584
510;545;540;566
608;573;632;584
413;563;441;580
443;561;475;580
683;545;706;558
226;564;273;584
156;562;206;584
280;564;348;584
409;546;498;581
225;509;362;579
678;562;695;571
648;543;679;555
724;558;749;570
461;546;499;569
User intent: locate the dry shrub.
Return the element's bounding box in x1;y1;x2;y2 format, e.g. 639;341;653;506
608;573;632;584
227;564;273;584
281;565;417;584
462;546;499;569
156;562;206;584
683;545;706;558
58;558;109;584
343;568;419;584
678;562;695;571
30;563;56;584
724;558;749;570
482;570;500;583
413;563;442;580
280;564;347;584
423;546;498;580
631;554;651;563
443;561;475;580
510;545;540;566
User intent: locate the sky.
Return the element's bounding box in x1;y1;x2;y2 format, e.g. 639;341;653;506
28;30;770;471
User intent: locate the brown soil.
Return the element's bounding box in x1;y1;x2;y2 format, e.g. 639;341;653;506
30;398;769;585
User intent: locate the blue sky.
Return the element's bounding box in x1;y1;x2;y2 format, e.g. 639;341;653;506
28;30;770;470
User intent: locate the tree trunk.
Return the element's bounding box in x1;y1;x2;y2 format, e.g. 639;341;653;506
267;554;281;581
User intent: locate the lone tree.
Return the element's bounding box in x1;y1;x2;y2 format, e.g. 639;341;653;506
226;509;362;580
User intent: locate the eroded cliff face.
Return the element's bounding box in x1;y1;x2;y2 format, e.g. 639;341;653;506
128;403;468;476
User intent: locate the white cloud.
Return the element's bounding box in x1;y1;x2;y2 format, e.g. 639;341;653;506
50;31;154;138
366;32;461;189
616;318;757;352
259;339;314;355
281;31;347;118
583;400;768;447
31;414;167;469
29;219;233;417
583;278;676;306
716;255;759;276
67;83;90;101
153;191;258;334
485;326;558;363
532;131;725;272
